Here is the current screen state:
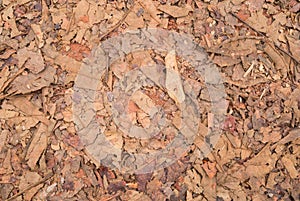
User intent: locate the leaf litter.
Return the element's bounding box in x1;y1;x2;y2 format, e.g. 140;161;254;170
0;0;299;200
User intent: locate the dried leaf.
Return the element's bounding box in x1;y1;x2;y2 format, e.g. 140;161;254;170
17;47;45;74
245;10;268;33
19;171;42;201
8;66;56;94
2;6;22;37
165;50;185;104
281;155;298;179
213;55;240;67
286;36;300;62
31;24;44;48
131;91;158;118
0;66;10;91
25;123;49;169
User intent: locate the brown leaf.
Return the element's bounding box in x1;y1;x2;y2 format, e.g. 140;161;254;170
2;6;22;37
131;91;158;118
125;11;145;29
0;48;16;59
19;171;43;201
281;155;299;179
31;24;44;48
11;96;49;125
0;66;10;87
286;36;300;62
246;10;268;33
17;47;45;74
108;181;126;193
213;55;240;67
25;123;49;169
136;173;152;192
277;128;300;144
8;66;56;94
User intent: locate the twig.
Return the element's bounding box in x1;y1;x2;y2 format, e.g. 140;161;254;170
208;35;264;52
0;90;18;101
224;77;270;88
99;3;135;41
5;172;54;201
0;66;26;94
100;192;121;201
229;11;300;65
0;66;27;101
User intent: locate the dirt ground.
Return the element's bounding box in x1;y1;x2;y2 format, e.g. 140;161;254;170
0;0;299;200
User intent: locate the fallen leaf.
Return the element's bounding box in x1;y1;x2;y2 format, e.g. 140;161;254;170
165;50;185;104
125;11;145;29
286;36;300;62
25;123;50;169
2;5;22;37
17;47;45;74
0;48;16;59
0;66;10;91
8;66;56;94
66;43;91;61
281;155;299;179
213;55;240;67
245;10;268;33
138;0;161;23
19;171;43;200
131;91;158;118
31;23;44;48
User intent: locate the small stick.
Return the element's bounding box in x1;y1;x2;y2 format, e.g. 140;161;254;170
0;66;26;94
100;192;121;201
99;3;135;41
229;12;300;65
5;172;54;201
260;86;268;100
243;61;255;78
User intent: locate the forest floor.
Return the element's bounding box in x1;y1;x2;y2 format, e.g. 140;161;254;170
0;0;299;200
